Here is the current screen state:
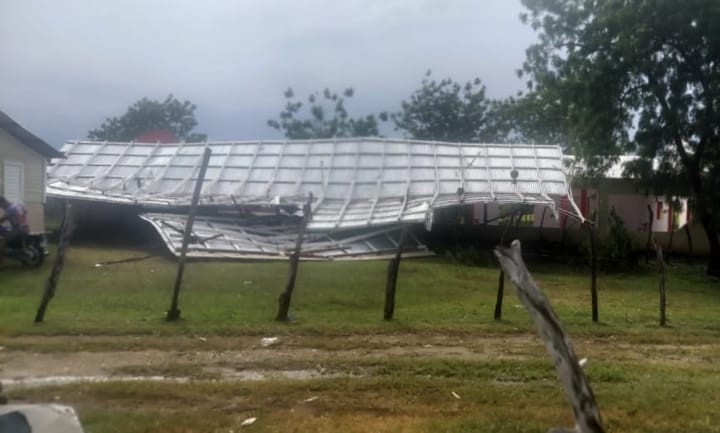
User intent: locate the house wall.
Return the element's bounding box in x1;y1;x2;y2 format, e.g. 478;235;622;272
0;128;46;232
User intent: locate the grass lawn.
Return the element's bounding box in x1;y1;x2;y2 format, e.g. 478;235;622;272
1;244;719;337
2;244;720;432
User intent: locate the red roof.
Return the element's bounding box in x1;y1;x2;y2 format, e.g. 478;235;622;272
134;129;177;143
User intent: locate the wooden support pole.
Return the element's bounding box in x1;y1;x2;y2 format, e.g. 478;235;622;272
166;147;212;321
276;193;314;322
494;212;521;321
667;210;674;265
383;228;407;321
495;240;605;433
653;238;667;327
493;270;505;320
538;207;547;241
35;202;74;323
645;204;653;264
586;221;599;323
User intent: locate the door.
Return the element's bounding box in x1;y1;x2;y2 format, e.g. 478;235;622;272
3;160;24;203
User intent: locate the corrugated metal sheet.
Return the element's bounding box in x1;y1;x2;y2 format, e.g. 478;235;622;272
47;138;581;229
139;213;430;260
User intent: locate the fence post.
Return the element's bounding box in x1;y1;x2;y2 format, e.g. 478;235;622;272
494;211;522;321
586;221;599;323
276;193;313;322
166;147;212;321
645;204;653;264
35;202;74;323
495;240;605;433
383;228;407;320
653;238;667;326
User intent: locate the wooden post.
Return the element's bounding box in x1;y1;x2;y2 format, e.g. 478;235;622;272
383;228;407;320
494;212;520;321
586;221;599;323
495;241;605;433
645;204;653;264
653;238;666;327
667;211;674;265
166;147;212;321
538;207;547;241
276;193;314;322
35;202;74;323
493;270;505;320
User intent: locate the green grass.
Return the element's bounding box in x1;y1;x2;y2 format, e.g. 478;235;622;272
3;245;720;432
7;358;720;433
1;245;719;337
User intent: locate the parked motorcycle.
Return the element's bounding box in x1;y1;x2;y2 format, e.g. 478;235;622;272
3;233;46;267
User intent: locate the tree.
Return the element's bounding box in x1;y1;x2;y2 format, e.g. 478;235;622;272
267;87;384;139
490;90;568;146
519;0;720;274
88;95;207;142
392;71;499;142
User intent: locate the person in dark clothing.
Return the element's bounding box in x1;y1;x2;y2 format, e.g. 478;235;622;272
0;196;29;264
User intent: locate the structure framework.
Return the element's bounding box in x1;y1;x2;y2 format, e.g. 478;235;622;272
47;138;584;259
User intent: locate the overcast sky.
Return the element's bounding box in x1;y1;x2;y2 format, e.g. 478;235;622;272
0;0;536;147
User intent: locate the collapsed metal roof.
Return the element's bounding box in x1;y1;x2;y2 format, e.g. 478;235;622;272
47;138;582;230
140;213;430;260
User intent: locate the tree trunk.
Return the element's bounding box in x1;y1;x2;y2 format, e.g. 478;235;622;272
700;221;720;276
689;180;720;275
684;224;694;255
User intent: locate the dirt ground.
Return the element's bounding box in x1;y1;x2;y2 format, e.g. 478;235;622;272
2;333;716;388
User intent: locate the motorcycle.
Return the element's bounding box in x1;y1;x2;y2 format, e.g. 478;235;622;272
3;232;46;267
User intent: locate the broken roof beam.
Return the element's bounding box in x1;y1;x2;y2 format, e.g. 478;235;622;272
396;147;413;221
264;140;288;198
312;140;335;213
232;141;263;198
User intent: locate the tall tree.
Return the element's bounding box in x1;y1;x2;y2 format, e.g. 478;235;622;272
519;0;720;274
88;95;207;142
267;87;384;139
393;71;499;142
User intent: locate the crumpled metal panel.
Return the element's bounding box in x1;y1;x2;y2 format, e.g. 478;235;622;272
47;138;581;228
139;213;431;260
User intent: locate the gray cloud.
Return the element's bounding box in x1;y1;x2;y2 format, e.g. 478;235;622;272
0;0;536;146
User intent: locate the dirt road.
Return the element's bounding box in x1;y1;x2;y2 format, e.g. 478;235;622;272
2;333;716;389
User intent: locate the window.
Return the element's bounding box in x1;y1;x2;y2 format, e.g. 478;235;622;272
3;160;24;203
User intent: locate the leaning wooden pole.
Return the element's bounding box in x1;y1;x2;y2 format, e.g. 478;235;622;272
383;228;408;321
495;240;605;433
653;238;667;327
276;193;314;322
166;147;212;321
35;202;74;323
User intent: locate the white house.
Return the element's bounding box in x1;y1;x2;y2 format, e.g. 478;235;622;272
0;110;63;232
